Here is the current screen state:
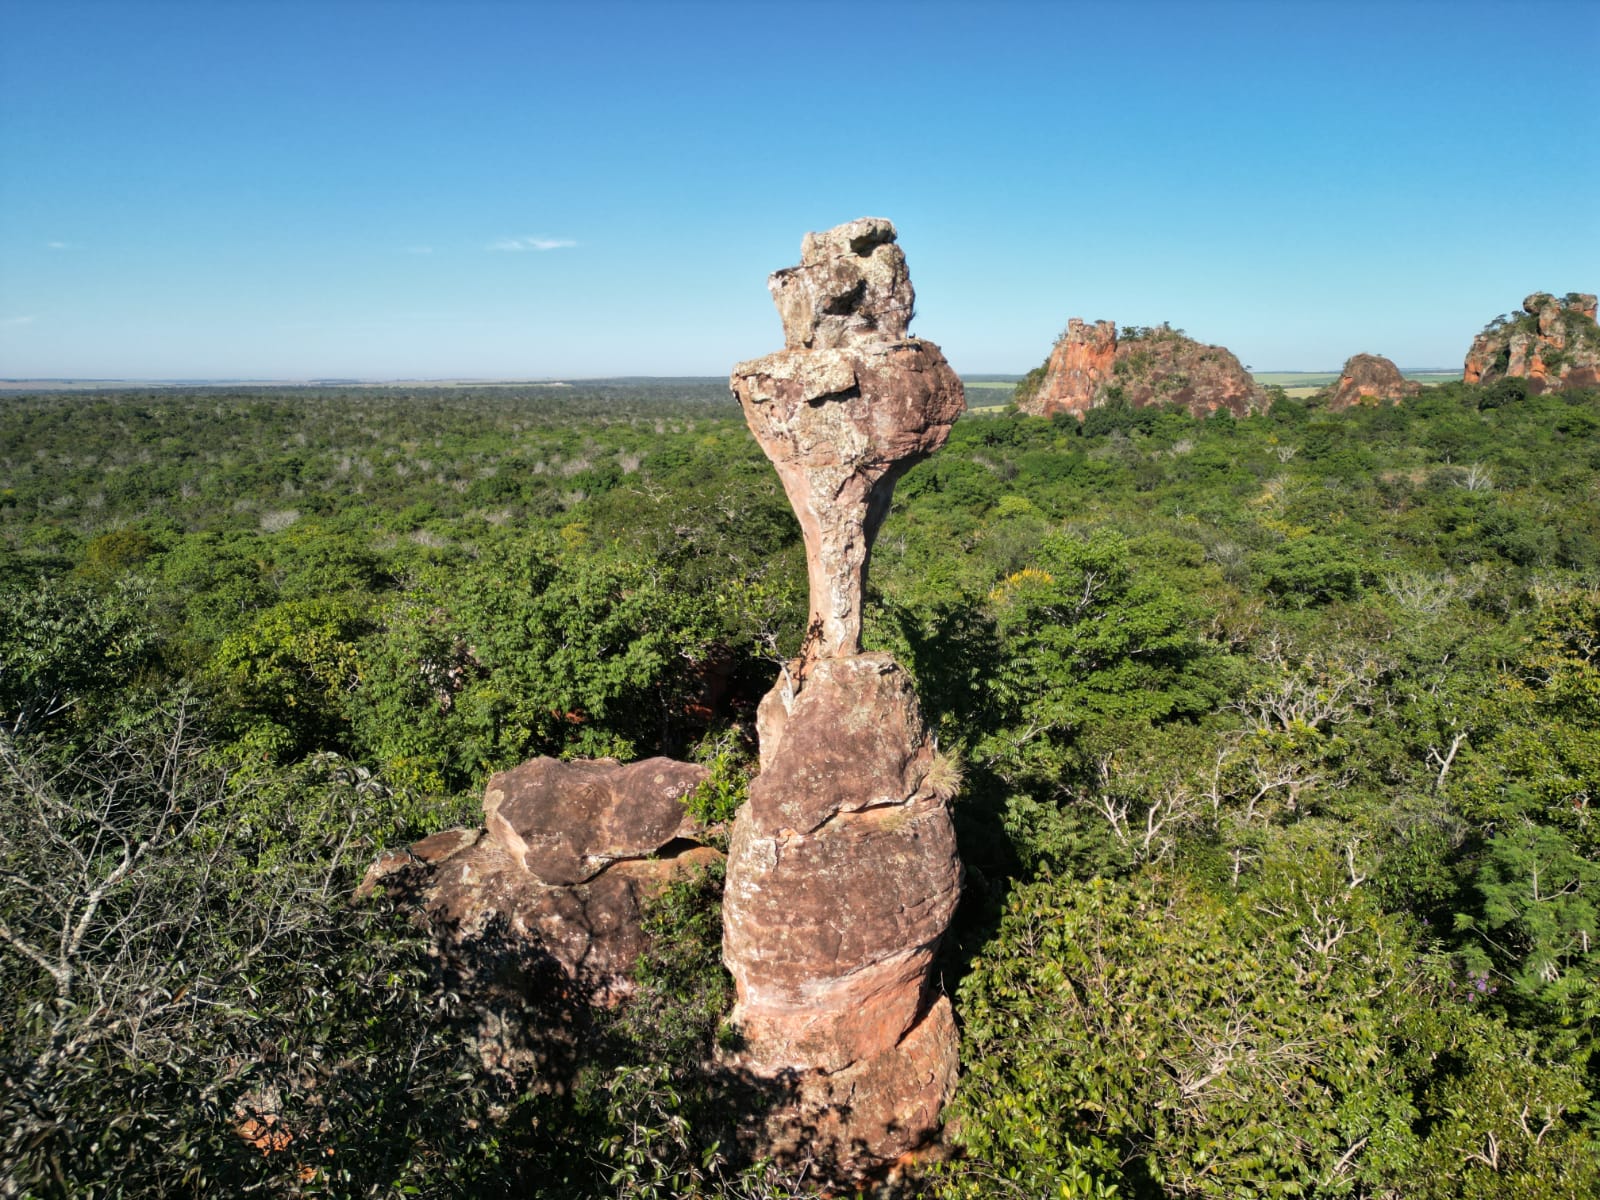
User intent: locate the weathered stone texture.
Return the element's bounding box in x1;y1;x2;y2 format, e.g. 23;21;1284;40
483;755;706;885
723;219;964;1183
1464;291;1600;392
1028;317;1117;418
1323;353;1421;410
1019;319;1268;419
731;218;964;661
360;754;715;1053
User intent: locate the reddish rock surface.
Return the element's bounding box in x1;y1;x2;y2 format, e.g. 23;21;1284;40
483;755;706;886
1323;353;1421;410
1027;318;1116;418
750;994;960;1180
359;759;716;1074
731;218;965;661
362;825;719;1004
1020;319;1267;419
1464;292;1600;392
724;219;964;1183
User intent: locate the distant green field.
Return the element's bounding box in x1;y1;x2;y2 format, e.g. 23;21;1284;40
1254;370;1463;387
1258;369;1463;400
1253;372;1339;388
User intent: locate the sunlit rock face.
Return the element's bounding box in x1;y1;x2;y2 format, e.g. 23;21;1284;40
730;217;965;662
724;219;964;1183
1323;353;1421;410
1464;292;1600;392
1020;318;1267;419
1024;317;1117;418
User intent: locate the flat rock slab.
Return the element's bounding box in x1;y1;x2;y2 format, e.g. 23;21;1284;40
484;755;708;885
362;825;723;1002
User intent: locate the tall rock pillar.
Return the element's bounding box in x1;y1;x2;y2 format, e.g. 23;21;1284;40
724;218;965;1181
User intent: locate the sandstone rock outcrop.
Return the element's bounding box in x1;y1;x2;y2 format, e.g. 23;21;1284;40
724;219;964;1181
1322;353;1421;410
360;756;716;1071
1028;317;1117;415
1464;292;1600;392
731;217;965;661
1021;319;1267;419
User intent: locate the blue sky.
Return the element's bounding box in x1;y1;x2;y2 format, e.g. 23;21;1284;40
1;0;1596;379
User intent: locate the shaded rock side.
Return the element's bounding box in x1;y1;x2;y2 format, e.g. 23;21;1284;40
731;219;965;661
747;994;959;1184
1322;353;1421;410
360;757;716;1075
1020;319;1268;419
1464;291;1600;392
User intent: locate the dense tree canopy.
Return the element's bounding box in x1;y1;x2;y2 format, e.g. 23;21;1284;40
1;377;1597;1196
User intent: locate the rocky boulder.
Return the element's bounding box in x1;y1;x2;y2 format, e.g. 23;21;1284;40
1020;319;1268;419
359;757;717;1074
1464;292;1600;392
483;756;707;886
1322;353;1421;410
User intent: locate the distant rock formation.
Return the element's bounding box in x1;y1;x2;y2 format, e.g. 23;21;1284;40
1322;353;1421;410
1021;319;1267;419
1464;292;1600;392
727;218;965;1182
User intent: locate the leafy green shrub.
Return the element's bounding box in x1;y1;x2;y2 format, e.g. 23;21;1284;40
1254;534;1365;605
946;864;1598;1198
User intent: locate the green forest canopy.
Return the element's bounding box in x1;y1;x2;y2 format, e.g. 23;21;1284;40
1;375;1597;1197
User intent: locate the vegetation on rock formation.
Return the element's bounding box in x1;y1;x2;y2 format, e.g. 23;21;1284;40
1464;292;1600;392
1017;320;1267;420
3;374;1599;1196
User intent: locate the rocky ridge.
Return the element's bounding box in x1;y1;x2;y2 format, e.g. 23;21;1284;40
1021;319;1267;419
1464;292;1600;392
1321;353;1421;410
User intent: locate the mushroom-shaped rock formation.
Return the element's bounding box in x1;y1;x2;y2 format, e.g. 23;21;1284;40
731;217;966;662
723;219;965;1183
1322;353;1421;410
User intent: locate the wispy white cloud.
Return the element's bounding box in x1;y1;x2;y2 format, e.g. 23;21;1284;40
1;315;36;327
46;241;70;250
489;236;577;252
